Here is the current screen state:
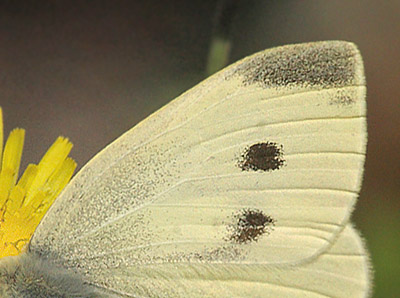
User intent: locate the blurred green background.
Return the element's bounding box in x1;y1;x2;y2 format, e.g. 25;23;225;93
0;1;398;297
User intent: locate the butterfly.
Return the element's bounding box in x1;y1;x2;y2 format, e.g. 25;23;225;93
0;41;370;297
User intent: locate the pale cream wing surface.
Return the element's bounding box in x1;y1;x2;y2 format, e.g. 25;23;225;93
76;224;371;297
30;41;367;294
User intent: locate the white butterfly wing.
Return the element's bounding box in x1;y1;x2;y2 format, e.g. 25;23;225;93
72;224;370;297
30;41;367;296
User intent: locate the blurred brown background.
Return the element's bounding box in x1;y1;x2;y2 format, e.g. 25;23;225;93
0;1;399;297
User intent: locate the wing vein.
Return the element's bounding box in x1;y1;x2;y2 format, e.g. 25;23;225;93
70;181;357;244
191;116;365;150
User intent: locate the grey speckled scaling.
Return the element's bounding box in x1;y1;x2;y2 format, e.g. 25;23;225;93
231;41;361;88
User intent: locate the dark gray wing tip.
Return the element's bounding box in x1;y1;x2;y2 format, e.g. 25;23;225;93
231;41;364;89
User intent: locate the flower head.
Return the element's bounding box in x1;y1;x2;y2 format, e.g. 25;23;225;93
0;108;76;257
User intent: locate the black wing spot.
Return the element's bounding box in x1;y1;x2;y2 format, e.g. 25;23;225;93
228;209;275;244
238;142;285;172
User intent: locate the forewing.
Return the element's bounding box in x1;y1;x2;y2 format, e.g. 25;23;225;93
30;41;367;292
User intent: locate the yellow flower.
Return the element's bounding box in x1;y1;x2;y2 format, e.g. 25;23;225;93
0;107;76;258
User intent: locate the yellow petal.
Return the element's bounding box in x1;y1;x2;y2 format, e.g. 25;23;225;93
25;137;73;205
42;157;77;205
16;164;38;194
0;107;3;165
1;128;25;184
0;168;15;207
0;109;76;258
5;186;25;216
